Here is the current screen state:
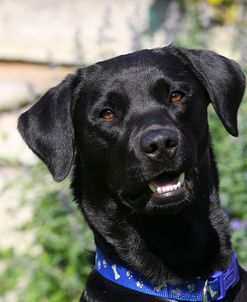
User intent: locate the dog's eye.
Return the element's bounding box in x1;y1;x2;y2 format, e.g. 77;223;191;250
170;91;184;103
100;109;114;120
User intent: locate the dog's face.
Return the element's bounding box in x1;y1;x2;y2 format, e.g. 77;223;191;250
74;51;209;214
18;45;245;214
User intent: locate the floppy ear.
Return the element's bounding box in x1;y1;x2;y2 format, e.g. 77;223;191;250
169;44;246;136
18;74;77;181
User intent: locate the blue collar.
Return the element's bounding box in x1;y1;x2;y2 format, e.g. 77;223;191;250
95;249;239;301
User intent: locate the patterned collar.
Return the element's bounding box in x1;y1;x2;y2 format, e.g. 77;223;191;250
95;249;239;301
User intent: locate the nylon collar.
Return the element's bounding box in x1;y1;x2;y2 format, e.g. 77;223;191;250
95;249;239;301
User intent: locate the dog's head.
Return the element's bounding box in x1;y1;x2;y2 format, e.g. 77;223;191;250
18;45;245;214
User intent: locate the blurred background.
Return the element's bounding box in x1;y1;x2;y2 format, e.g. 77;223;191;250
0;0;247;301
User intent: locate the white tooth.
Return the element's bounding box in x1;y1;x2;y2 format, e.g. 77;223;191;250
179;173;185;185
157;187;162;194
149;183;157;193
177;181;181;188
167;186;173;192
161;187;167;193
173;184;177;190
164;186;170;193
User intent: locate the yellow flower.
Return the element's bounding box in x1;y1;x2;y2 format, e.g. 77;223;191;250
224;4;237;22
207;0;224;6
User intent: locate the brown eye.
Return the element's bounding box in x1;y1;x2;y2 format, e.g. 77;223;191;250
170;91;184;103
100;109;114;120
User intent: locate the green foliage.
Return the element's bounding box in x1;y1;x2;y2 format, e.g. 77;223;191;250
208;96;247;218
0;163;93;302
232;228;247;264
208;93;247;266
0;248;22;295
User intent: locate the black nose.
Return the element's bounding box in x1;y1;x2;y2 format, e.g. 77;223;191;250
140;128;178;159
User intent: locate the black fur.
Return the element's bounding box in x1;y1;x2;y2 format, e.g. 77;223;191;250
18;44;247;301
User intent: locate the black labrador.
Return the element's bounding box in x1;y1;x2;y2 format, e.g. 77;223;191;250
18;44;247;301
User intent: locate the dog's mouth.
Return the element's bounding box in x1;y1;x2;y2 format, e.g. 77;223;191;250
121;168;193;212
148;172;185;194
146;171;188;206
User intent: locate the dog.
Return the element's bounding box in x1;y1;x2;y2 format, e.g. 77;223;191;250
18;44;247;301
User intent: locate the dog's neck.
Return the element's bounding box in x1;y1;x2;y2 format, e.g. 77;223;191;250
128;204;230;279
